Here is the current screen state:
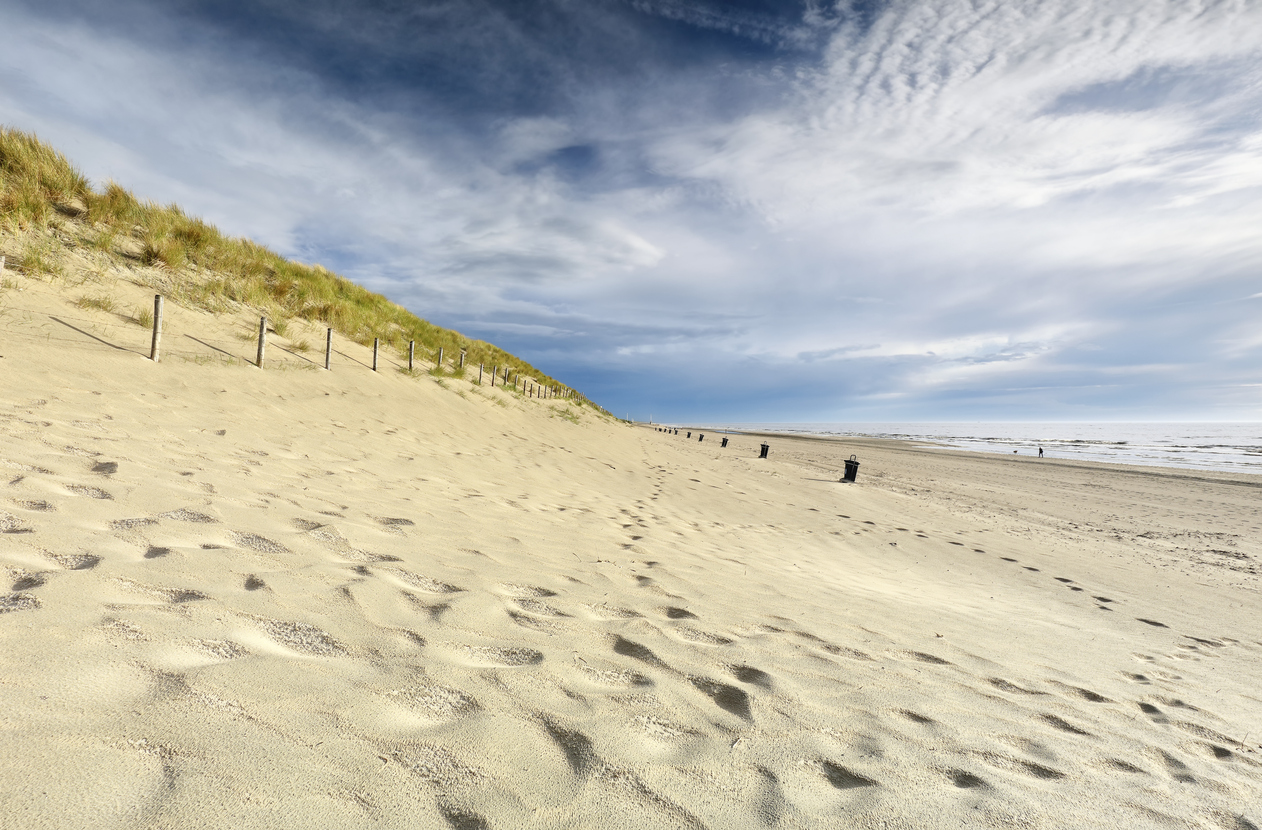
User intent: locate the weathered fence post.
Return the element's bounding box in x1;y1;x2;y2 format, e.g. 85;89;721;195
479;363;484;384
325;328;332;370
256;316;267;368
408;340;415;371
459;350;466;369
437;347;444;368
491;365;497;387
372;338;379;371
0;255;6;272
149;294;163;362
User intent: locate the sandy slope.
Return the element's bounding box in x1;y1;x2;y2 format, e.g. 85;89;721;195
2;271;1260;829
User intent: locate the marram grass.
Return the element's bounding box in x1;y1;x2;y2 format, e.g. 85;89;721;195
0;125;567;393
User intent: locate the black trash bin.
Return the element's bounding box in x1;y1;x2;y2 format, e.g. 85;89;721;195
759;442;769;459
843;454;860;482
698;434;704;442
687;432;692;438
720;437;728;448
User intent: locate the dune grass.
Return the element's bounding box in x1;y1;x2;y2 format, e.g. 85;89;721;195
0;126;567;393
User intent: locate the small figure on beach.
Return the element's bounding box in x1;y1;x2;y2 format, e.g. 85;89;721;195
1038;446;1044;458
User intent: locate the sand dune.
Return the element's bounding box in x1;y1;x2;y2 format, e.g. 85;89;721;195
2;273;1260;829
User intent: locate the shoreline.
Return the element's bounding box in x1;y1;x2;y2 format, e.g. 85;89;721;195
658;424;1262;484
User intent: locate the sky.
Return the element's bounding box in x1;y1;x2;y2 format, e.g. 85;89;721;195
3;0;1261;423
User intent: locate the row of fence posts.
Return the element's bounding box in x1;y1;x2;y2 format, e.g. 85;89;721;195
140;294;577;402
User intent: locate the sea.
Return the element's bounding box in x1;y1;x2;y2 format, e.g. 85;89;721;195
699;422;1262;476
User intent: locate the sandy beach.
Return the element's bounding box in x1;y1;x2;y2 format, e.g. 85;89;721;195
2;273;1260;829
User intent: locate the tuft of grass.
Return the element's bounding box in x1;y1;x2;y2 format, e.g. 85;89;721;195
0;129;90;230
75;295;117;313
550;406;580;425
16;238;64;279
89;226;117;253
1;127;575;399
131;305;153;328
292;339;311;353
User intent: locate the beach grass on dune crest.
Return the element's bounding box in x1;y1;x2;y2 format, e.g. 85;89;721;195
0;126;562;390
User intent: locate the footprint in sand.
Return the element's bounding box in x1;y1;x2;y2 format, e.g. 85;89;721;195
688;676;752;720
384;568;463;594
10;571;47;591
46;552;100;570
0;593;40;613
582;603;642;620
974;752;1066;781
67;484;112;499
943;769;987;788
187;638;250;660
0;512;32;534
510;598;567;617
497;582;557;598
114;578;208;604
1037;714;1092;736
161;508;218;523
987;677;1045;695
895;650;952;666
815;759;877;789
633;715;703;746
386;684;480;723
449;643;544;667
250;617;344;656
102;618;148;641
672;626;732;646
575;659;652;689
229;531;290;554
110;517;157;530
727;664;774;690
1049;681;1111;703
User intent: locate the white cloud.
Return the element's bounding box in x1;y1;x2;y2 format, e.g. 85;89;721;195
3;0;1261;419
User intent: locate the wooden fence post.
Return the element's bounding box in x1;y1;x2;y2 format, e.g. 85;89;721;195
459;350;466;369
149;295;163;362
437;347;444;368
325;328;332;370
491;365;497;387
408;341;414;371
256;316;267;368
479;363;484;384
372;338;379;371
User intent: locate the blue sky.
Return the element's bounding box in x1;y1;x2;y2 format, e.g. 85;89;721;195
3;0;1261;422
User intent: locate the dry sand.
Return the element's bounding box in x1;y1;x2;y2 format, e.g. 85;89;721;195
2;271;1260;829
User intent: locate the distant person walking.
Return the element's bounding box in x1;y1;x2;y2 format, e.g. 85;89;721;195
1038;446;1044;458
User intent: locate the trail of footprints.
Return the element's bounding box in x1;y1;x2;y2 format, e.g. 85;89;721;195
4;430;1262;828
